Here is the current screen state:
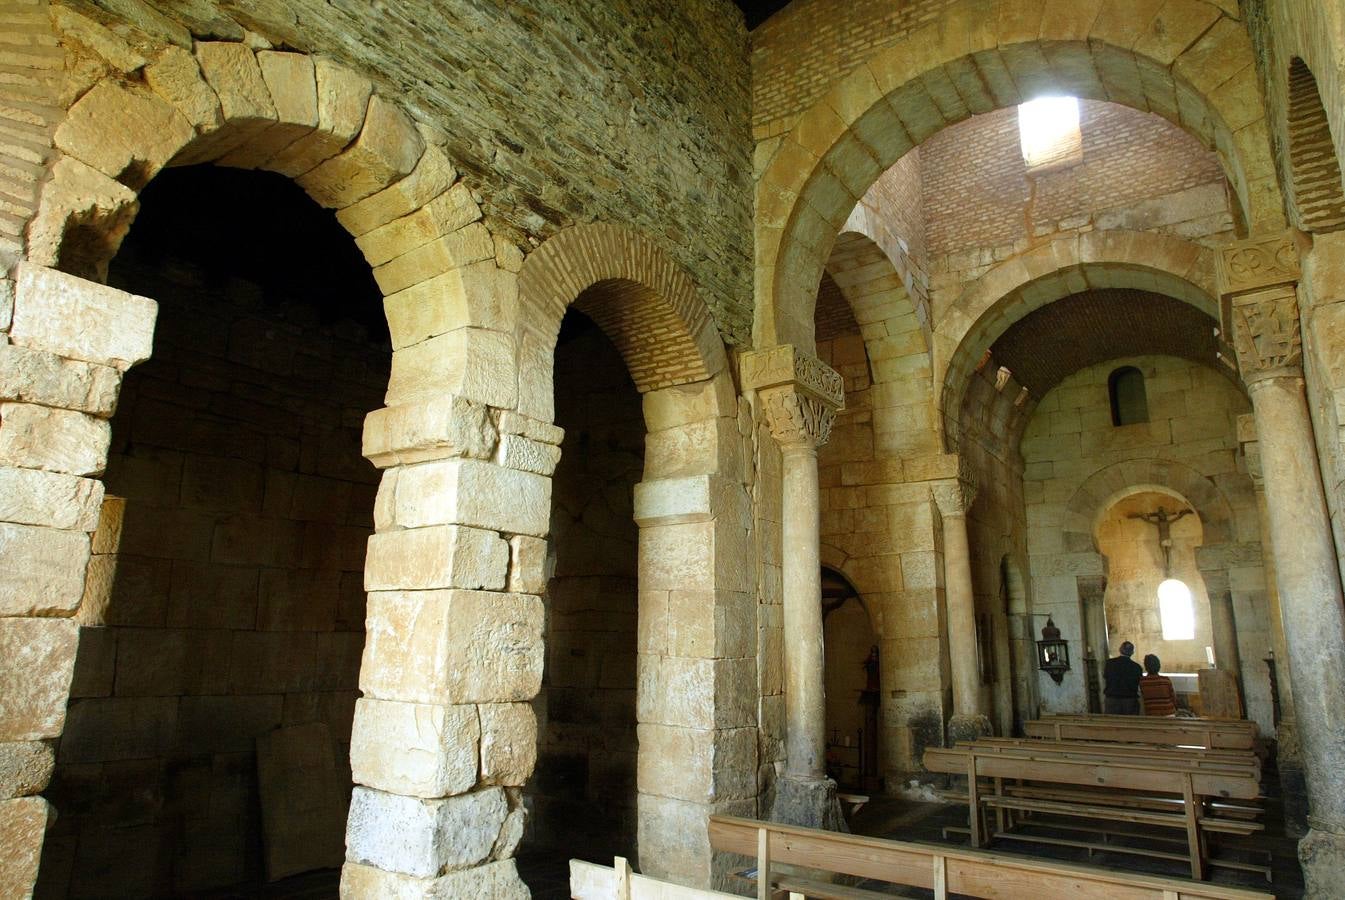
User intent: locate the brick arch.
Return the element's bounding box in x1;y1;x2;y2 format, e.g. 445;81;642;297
515;222;729;422
1286;58;1345;233
1062;459;1236;553
28;43;473;290
754;0;1284;351
936;231;1220;449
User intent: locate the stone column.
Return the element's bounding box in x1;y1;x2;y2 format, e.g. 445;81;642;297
742;345;845;830
1219;232;1345;895
932;476;993;743
1242;438;1308;835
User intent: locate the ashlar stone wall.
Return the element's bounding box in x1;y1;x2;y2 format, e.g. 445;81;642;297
1021;355;1274;733
36;243;385;896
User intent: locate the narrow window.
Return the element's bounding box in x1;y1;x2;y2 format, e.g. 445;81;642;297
1109;366;1148;426
1158;578;1195;641
1017;96;1082;171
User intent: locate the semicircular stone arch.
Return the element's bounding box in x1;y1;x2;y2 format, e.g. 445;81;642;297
1061;459;1237;555
1286;57;1345;233
515;222;729;423
29;42;479;294
936;230;1221;449
754;0;1283;352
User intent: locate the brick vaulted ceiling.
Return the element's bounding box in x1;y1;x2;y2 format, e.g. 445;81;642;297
989;289;1224;399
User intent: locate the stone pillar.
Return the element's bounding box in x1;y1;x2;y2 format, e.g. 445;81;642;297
742;345;845;830
1242;439;1308;835
1219;232;1345;895
1078;576;1110;714
932;476;993;743
0;265;156;899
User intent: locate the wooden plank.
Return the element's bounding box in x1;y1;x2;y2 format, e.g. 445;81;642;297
1183;773;1203;881
1023;720;1256;751
570;859;741;899
932;854;947;900
708;816;1274;900
924;747;1260;799
758;826;770;900
1038;714;1255;732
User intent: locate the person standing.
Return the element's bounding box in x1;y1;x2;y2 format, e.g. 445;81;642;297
1139;653;1179;716
1102;641;1143;714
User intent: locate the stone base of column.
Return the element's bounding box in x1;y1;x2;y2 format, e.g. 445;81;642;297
1299;827;1345;899
1280;760;1310;838
341;859;529;898
769;775;848;832
947;713;993;745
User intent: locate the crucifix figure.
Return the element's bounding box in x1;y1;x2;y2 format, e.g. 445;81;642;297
1128;505;1194;576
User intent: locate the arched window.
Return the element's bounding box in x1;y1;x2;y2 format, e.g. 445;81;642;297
1109;366;1149;426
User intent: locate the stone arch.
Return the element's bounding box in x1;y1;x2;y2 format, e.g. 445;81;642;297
516;223;743;886
29;42;476;294
754;0;1284;351
1286;57;1345;233
1062;459;1237;553
515;223;729;424
819;550;882;635
936;230;1221;448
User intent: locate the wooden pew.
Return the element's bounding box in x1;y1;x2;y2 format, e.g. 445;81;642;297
708;815;1274;900
1026;716;1258;751
924;742;1263;879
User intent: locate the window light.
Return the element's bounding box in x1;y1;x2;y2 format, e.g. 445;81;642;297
1158;578;1195;640
1018;96;1082;170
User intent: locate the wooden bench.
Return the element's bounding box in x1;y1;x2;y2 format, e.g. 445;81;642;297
1026;716;1259;751
708;814;1274;900
924;741;1263;879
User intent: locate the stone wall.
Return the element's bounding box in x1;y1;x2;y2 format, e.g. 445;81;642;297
815;326;951;783
1020;355;1274;732
34;0;753;344
34;237;385;895
528;315;642;864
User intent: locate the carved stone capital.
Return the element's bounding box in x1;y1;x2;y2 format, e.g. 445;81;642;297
743;345;844;450
1229;288;1303;383
759;385;838;449
1216;233;1306;383
931;475;977;518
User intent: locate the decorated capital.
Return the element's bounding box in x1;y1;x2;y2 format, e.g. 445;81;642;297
742;344;845;450
931;475;978;518
1216;232;1306;383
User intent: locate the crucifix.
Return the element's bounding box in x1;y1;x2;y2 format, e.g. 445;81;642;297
1127;505;1193;577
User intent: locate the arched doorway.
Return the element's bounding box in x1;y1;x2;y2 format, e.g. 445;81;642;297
526;309;643;866
37;166;386;896
821;567;880;793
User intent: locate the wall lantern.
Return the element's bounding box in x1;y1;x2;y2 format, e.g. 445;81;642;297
1036;617;1071;684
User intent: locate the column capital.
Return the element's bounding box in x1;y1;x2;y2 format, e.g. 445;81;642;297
931;474;977;518
742;344;845;449
1216;232;1307;384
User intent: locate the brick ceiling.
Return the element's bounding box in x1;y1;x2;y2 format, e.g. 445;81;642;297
989;289;1223;398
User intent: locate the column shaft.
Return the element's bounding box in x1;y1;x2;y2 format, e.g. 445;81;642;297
1250;375;1345;833
942;511;982;718
781;442;826;779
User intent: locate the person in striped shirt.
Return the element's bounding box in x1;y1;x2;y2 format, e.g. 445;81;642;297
1139;653;1179;716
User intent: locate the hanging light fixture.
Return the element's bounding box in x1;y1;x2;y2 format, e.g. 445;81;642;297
1036;617;1071;684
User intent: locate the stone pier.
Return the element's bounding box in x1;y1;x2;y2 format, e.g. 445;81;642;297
743;345;846;830
1220;233;1345;897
